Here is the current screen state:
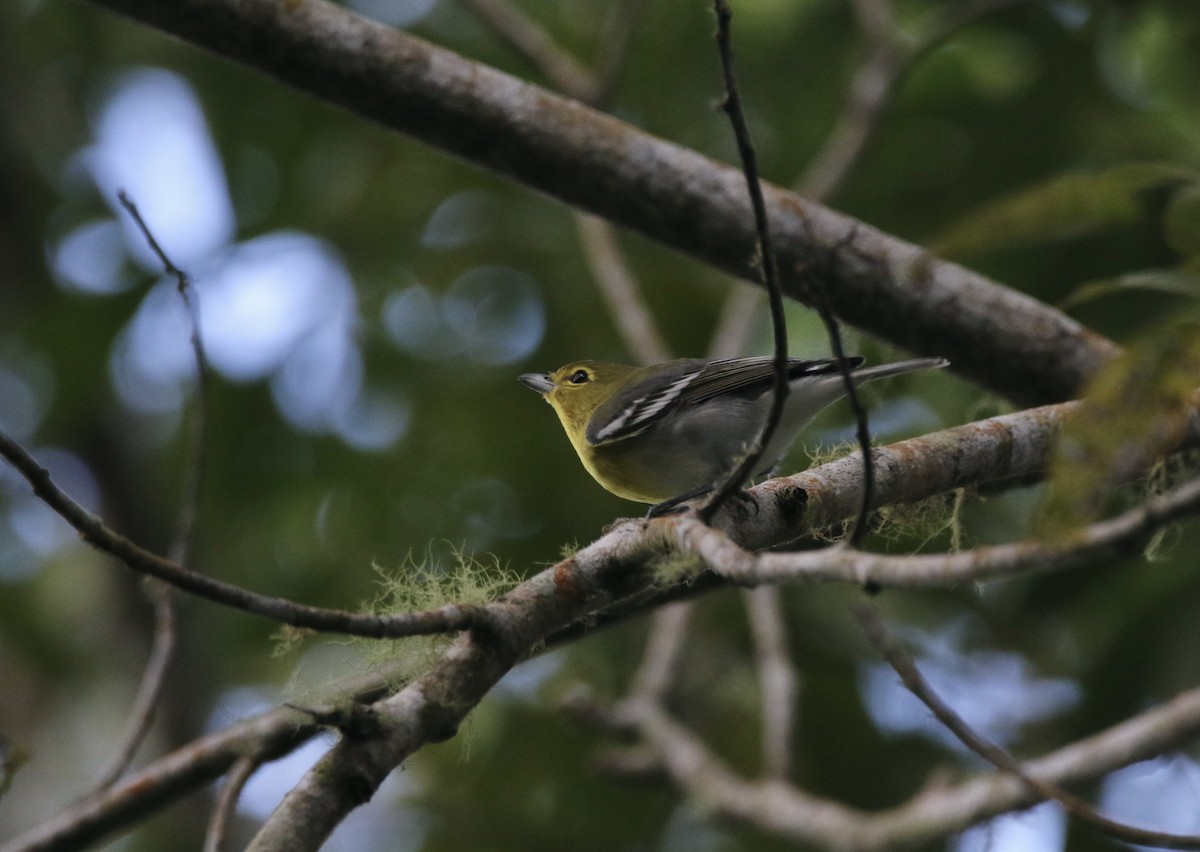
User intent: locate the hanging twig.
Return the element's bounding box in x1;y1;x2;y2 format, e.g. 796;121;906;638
92;191;209;788
743;586;797;779
700;0;790;522
806;277;876;549
203;754;262;852
116;191;212;564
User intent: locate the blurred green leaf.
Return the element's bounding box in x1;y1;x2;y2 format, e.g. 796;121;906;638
1059;262;1200;310
1165;181;1200;256
933;162;1200;259
1037;320;1200;538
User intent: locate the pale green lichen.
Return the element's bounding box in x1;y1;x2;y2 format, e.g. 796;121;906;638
874;488;970;553
276;545;521;699
361;546;521;690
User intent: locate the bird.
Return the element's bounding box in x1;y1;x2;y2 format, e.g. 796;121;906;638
520;354;948;511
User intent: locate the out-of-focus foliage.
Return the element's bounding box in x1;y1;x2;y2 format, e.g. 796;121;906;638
1038;321;1200;537
932;162;1199;258
0;1;1199;850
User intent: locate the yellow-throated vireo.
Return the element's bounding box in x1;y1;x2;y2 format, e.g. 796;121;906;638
520;355;948;509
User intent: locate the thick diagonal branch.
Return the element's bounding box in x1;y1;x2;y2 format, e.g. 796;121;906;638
84;0;1118;404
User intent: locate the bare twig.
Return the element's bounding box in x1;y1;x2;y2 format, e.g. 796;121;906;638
711;0;1032;360
454;0;597;103
0;429;485;638
856;603;1200;850
575;213;673;365
628;602;694;702
804;277;876;549
92;581;176;789
787;2;1043;547
0;702;320;852
678;470;1200;588
91;191;209;789
799;0;1030;200
116;190;211;562
457;0;672;372
703;3;881;538
203;754;261;852
700;0;790;522
742;587;796;780
617;682;1200;850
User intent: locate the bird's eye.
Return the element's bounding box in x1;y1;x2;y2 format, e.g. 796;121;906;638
568;369;590;385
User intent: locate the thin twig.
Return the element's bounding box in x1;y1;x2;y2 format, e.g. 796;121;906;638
0;429;486;638
454;0;597;102
710;0;1030;377
807;279;875;549
92;191;209;788
795;0;937;550
92;581;176;789
708;0;1034;370
203;754;261;852
799;0;1030;200
589;0;650;108
628;602;694;701
700;0;790;522
706;284;763;359
677;471;1200;587
117;190;211;562
742;587;796;780
458;0;671;371
855;603;1200;850
619;682;1200;850
575;213;673;365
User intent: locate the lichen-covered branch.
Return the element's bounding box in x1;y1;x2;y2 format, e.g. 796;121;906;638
5;397;1195;850
678;468;1200;588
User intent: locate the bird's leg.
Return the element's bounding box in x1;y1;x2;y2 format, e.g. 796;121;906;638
647;485;759;519
646;485;713;518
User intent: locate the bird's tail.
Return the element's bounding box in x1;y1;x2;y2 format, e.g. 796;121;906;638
852;357;950;384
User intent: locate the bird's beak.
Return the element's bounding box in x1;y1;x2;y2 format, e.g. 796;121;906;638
519;372;554;394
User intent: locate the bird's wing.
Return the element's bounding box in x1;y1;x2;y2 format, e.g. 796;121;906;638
586;356;865;445
683;356;863;404
586;359;709;445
